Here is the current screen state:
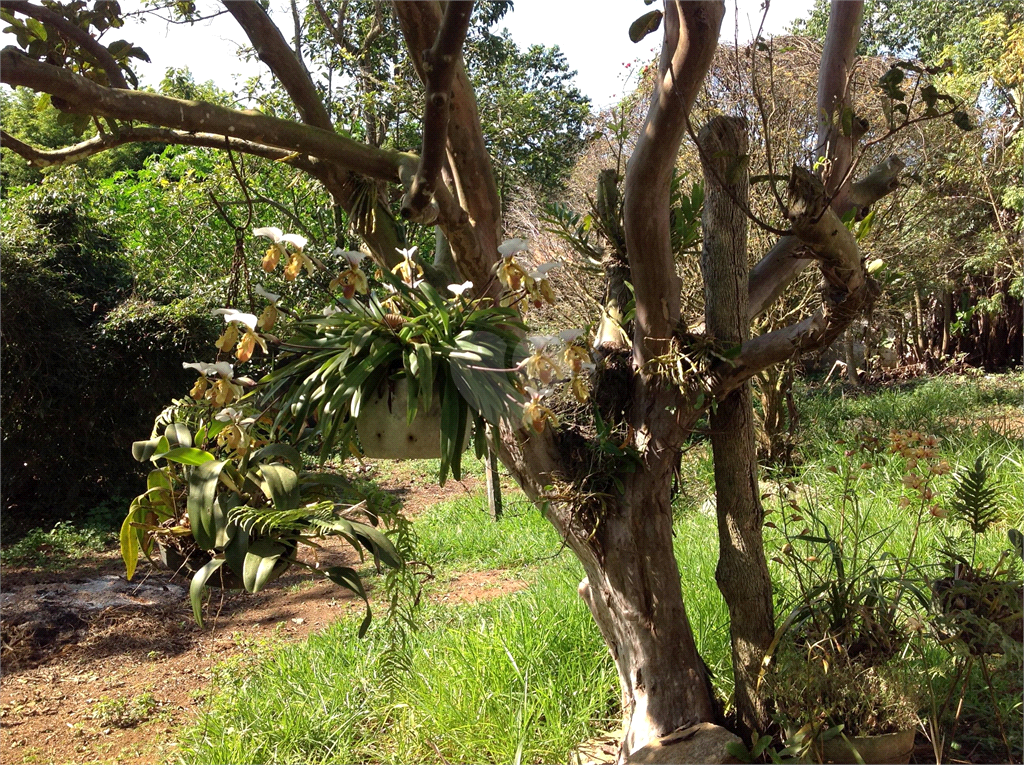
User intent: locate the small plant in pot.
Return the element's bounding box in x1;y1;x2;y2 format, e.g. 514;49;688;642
758;432;949;763
123;390;401;631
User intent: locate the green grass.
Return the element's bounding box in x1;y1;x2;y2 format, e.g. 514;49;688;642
177;563;616;765
415;492;561;572
177;372;1022;764
0;519;111;569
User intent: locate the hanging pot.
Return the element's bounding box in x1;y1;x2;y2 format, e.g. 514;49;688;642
356;377;466;460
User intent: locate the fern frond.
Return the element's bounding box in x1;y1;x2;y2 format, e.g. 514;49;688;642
950;457;1000;536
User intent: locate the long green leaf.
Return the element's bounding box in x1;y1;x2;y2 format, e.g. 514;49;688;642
190;557;226;627
259;463;299;512
157;447;216;465
187;460;227;550
131;437;162;463
324;566;372;637
164;423;193;449
415;343;433;414
251;443;304;473
242;538;287;593
350;522;403;569
120;500;145;580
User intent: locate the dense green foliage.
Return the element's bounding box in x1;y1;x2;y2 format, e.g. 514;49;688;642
0;167;218;537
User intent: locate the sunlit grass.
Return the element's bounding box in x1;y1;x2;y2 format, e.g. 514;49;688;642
178;372;1023;764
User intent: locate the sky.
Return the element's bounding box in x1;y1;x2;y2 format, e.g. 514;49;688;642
119;0;815;110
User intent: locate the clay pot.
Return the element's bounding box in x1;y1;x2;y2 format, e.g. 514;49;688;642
356;378;466;460
814;729;915;764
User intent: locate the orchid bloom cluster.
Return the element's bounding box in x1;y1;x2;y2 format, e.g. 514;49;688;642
494;238;560;309
518;329;594;432
392;246;425;288
889;430;950;516
254;226;313;282
183;361;244;406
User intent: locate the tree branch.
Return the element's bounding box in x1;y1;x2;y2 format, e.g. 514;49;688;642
400;0;473;224
0;126;322;175
716;159;883;396
622;0;724;367
747;155;903;318
0;47;409;182
744;0;866;320
225;1;334;131
392;1;501;270
3;0;129;89
815;0;864;204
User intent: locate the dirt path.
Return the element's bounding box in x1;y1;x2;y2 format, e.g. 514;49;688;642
0;471;514;765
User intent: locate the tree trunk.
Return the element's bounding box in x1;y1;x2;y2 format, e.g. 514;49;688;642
578;454;718;759
697;116;774;737
941;289;954;358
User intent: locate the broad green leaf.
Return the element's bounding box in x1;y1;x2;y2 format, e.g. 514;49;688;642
120;502;145;580
158;447;215;465
259;463;299;512
350;522;403;569
242;539;287;593
132;437;162;463
190;558;226;628
224;524;248;578
629;9;662;43
187;460;227;550
147;469;171;492
439;373;457;486
251;443;304;473
324;566;372;637
164;423;193;449
415;343;433;413
212;493;240;549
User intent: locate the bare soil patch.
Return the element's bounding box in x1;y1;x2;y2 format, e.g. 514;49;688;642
0;471;498;765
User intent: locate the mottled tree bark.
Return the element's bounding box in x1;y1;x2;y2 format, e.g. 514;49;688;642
698;116;774;737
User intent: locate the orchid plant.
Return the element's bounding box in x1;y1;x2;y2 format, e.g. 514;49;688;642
126;226;594;624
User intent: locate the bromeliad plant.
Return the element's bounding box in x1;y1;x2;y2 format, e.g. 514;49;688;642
122;392;401;632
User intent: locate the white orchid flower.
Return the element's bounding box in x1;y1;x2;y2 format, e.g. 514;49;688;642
557;328;585;344
254;285;281;304
448;281;474;296
212;308;259;331
333;248;368;268
183;361;235;379
527;334;557;351
393;246;424;286
253;227;307;251
530;261;561;279
498;238;529;256
215;407;242;422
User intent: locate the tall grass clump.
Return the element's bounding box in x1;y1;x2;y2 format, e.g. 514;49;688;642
177;562;616;765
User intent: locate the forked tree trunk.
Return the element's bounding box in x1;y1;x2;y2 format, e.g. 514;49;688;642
698;116;774;737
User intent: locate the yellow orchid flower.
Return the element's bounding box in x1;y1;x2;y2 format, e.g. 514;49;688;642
254;227;307;274
522;386;558;433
